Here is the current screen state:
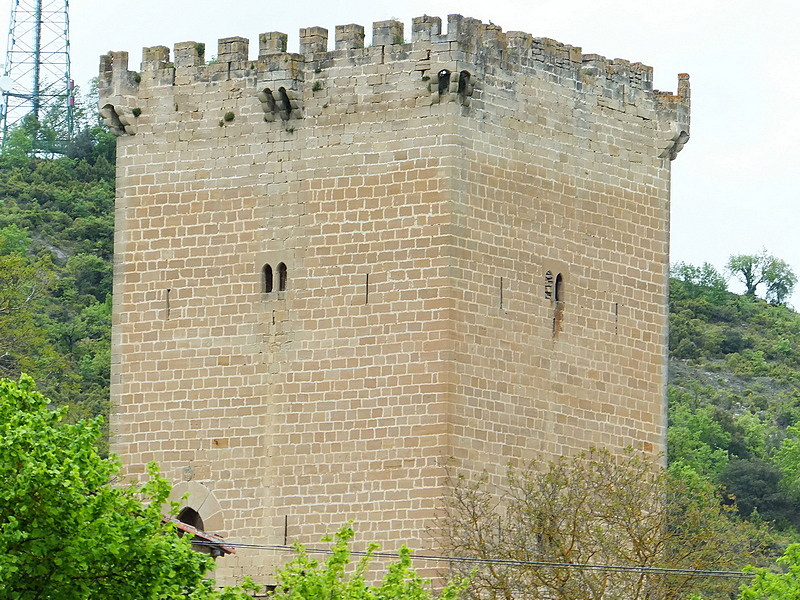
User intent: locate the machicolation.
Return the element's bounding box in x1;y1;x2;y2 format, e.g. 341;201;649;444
101;13;689;586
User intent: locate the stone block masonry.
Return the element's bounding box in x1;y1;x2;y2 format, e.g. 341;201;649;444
100;13;689;585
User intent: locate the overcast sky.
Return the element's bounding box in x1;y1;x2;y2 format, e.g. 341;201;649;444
2;0;797;303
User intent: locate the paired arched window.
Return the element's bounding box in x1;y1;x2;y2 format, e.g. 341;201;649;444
263;262;288;293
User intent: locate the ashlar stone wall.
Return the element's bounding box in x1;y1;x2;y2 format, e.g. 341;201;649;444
100;13;689;584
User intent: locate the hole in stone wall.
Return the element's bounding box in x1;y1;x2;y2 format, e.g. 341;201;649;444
499;276;503;309
458;70;470;96
278;87;292;119
438;70;451;95
178;507;204;532
553;273;564;337
554;273;563;303
263;264;273;293
277;262;287;291
263;87;276;113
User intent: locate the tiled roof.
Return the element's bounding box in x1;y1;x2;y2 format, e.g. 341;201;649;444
163;516;236;556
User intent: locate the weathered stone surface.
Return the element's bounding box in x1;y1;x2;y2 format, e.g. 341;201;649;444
100;13;689;586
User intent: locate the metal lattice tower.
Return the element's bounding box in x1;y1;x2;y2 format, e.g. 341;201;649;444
1;0;72;145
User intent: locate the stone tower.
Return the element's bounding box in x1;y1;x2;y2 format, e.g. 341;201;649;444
100;14;689;584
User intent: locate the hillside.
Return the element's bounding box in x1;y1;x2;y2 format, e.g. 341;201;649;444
0;120;116;443
668;269;800;528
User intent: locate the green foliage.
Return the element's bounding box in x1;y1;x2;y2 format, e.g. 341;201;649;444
670;265;800;375
0;375;258;600
0;224;30;255
739;543;800;600
718;458;798;526
0;253;66;387
273;525;468;600
0;93;116;428
668;400;731;477
672;261;729;304
727;250;797;304
772;425;800;496
668;259;800;535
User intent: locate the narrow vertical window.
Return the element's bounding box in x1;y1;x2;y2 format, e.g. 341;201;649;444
278;87;292;119
263;264;273;293
262;87;276;113
277;262;287;291
499;276;504;309
553;273;564;337
166;288;171;320
458;70;471;97
438;69;451;95
365;273;370;304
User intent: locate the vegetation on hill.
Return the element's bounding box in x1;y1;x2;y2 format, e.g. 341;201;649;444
0;101;116;446
669;260;800;530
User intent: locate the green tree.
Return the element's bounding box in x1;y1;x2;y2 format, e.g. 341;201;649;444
272;525;468;600
727;251;797;304
0;375;460;600
0;253;61;382
668;402;731;477
771;425;800;496
0;375;247;599
0;224;31;255
441;450;767;600
718;458;798;526
671;261;728;304
739;544;800;600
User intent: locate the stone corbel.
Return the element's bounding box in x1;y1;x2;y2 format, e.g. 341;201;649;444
99;99;137;136
657;122;689;160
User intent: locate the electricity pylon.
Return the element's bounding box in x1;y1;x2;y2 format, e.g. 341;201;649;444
1;0;72;147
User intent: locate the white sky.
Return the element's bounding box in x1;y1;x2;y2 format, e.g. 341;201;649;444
3;0;798;303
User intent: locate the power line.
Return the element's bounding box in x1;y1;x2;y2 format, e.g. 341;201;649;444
188;539;754;580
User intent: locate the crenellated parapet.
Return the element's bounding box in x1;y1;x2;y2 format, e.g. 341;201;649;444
108;13;684;588
98;13;689;159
